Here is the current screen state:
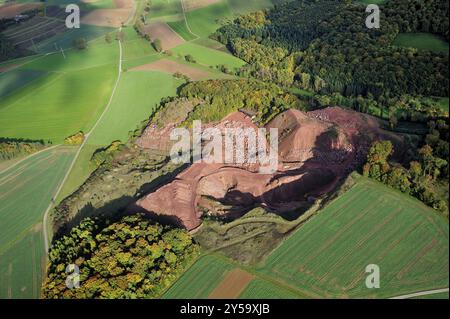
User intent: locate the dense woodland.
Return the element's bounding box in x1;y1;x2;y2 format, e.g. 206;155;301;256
363;118;449;214
0;137;47;161
43;214;199;298
213;0;449;117
176;79;305;124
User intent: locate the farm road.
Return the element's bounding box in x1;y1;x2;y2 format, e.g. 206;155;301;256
42;29;124;254
389;288;449;299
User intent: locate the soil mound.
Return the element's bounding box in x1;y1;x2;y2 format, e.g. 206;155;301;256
133;107;405;230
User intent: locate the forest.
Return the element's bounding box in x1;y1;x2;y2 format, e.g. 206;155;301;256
213;0;449;117
43;214;199;298
165;79;305;125
363;117;449;214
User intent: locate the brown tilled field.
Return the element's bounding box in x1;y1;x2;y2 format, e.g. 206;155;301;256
208;268;254;299
143;22;185;50
81;9;131;27
131;59;211;80
114;0;134;9
0;2;42;18
183;0;221;11
81;0;134;27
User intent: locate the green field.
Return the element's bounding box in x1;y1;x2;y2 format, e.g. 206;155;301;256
0;147;75;298
259;178;449;298
57;70;183;201
163;255;234;298
164;177;449;299
35;25;115;53
239;279;300;299
0;43;119;143
148;0;182;19
0;69;47;99
167;20;198;41
88;71;183;145
226;0;274;13
171;42;245;69
357;0;385;4
185;1;232;38
393;33;449;53
123;38;157;61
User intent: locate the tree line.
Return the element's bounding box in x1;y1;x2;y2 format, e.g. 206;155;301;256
363;118;449;214
0;137;48;161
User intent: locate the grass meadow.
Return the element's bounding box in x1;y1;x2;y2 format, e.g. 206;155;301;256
171;42;245;69
393;33;449;53
163;255;234;298
185;1;232;38
163;178;449;299
259;178;449;298
0;42;120;143
0;147;75;298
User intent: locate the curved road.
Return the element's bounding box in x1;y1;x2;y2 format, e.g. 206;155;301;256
42;30;124;253
389;288;449;299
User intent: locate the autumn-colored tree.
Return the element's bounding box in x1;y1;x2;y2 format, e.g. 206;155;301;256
43;214;199;299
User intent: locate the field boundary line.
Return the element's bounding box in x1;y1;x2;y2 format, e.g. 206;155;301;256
180;0;201;39
389;287;449;299
0;145;60;176
42;30;124;254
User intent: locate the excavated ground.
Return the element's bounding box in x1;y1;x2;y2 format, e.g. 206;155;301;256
133;107;405;231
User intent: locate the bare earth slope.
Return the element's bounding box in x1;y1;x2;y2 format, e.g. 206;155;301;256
133;107;405;231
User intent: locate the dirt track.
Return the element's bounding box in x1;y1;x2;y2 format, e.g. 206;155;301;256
134;107;405;231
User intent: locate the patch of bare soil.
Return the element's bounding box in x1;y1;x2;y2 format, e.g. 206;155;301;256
131;59;210;80
143;22;185;50
133;107;406;231
208;268;254;299
114;0;134;9
81;1;134;27
183;0;221;12
0;2;42;18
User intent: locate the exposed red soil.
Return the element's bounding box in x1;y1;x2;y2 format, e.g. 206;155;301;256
0;2;42;18
114;0;134;9
133;107;405;230
208;268;254;299
130;59;211;80
143;22;185;51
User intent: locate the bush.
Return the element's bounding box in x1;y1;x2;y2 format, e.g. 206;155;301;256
64;132;85;145
73;37;87;50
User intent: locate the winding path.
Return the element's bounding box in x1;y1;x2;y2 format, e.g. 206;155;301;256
42;30;124;253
